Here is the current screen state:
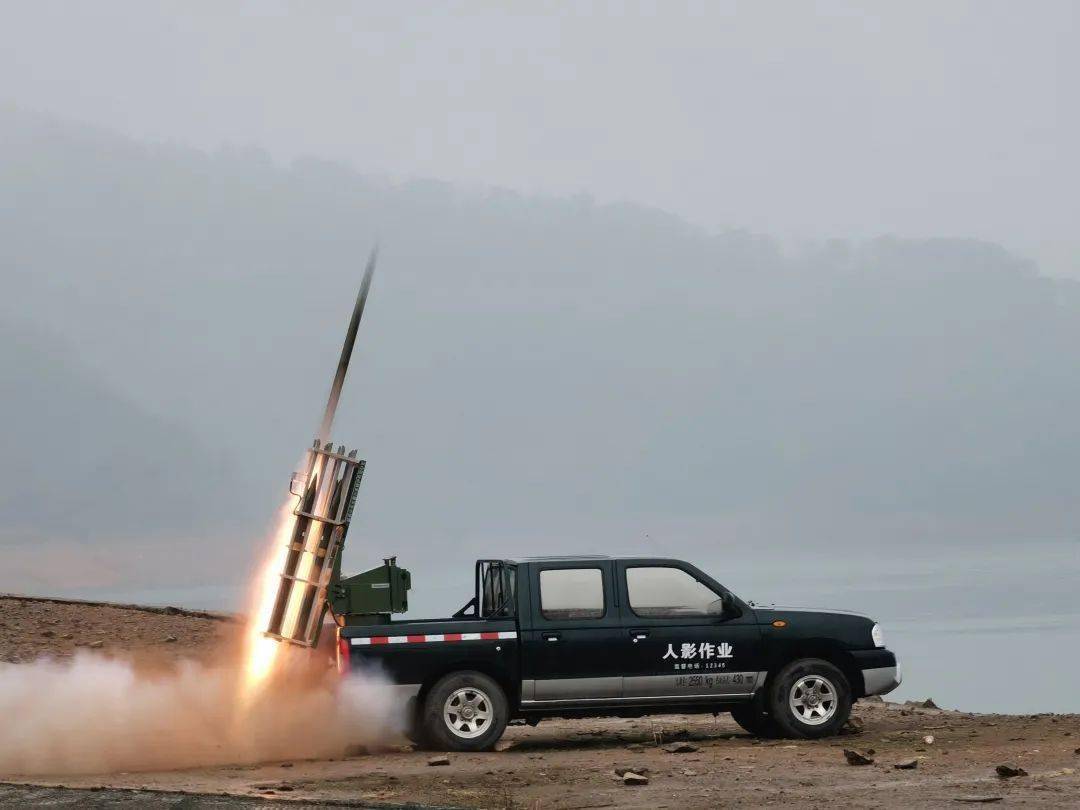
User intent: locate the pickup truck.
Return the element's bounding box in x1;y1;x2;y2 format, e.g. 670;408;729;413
338;556;901;751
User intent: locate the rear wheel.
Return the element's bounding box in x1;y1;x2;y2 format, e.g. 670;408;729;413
729;704;782;737
766;658;851;739
421;671;508;752
403;701;430;748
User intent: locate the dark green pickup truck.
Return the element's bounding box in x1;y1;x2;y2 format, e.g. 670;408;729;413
339;556;900;751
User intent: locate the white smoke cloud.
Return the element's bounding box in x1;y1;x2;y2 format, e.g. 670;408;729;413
0;652;403;776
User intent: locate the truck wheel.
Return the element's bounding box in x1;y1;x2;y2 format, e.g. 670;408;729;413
403;702;431;748
729;704;782;738
767;658;851;739
421;671;509;752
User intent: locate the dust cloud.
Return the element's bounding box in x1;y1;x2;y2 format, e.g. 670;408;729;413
0;651;403;776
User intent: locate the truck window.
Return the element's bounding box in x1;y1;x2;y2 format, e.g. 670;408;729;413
539;568;605;621
481;562;516;617
626;566;722;618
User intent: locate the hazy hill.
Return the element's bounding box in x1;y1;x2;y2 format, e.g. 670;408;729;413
0;319;230;539
2;107;1078;601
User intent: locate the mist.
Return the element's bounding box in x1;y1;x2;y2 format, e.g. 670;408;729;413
2;102;1080;619
1;2;1076;279
0;5;1078;715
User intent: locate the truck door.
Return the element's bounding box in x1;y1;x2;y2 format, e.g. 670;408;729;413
616;561;764;701
519;560;625;704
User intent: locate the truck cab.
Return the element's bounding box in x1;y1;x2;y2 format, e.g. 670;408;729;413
339;555;900;751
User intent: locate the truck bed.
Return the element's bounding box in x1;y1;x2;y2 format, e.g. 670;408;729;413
341;617;519;700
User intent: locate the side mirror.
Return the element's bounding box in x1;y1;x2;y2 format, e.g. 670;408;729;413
710;591;739;619
707;592;737;618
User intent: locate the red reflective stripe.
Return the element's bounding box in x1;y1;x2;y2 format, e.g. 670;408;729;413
357;631;514;645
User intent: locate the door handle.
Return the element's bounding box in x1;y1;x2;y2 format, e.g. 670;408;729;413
542;632;561;642
629;629;650;642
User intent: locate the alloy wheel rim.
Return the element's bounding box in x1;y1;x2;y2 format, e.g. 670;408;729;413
789;674;838;725
443;687;493;738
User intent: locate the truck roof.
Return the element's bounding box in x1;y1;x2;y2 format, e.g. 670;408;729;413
512;555;611;562
495;555;702;568
509;555;681;564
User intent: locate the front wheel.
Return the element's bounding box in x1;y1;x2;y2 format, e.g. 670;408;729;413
420;671;509;752
766;658;852;739
729;704;782;738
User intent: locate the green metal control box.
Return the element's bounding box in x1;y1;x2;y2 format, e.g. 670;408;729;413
331;556;411;625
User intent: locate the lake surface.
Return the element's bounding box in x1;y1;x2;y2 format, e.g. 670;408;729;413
726;538;1080;715
45;539;1080;716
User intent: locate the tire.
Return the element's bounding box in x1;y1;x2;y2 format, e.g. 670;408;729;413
729;704;783;738
766;658;851;739
420;671;509;752
403;700;431;748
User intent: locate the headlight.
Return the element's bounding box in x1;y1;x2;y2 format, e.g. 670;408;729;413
871;623;885;648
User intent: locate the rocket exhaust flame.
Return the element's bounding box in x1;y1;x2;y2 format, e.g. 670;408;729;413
241;502;296;690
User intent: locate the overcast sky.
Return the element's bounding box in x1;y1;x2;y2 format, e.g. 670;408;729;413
2;1;1076;277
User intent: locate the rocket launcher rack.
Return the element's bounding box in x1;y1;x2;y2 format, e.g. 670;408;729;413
262;248;377;648
264;440;366;647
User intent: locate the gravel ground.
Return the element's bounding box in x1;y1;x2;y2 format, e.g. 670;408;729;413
0;594;237;665
2;596;1079;808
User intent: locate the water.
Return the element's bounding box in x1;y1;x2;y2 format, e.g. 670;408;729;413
49;539;1080;716
727;539;1080;715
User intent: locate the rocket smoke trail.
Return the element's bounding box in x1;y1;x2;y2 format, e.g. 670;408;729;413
318;246;377;444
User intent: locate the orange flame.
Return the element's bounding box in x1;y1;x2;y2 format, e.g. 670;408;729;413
242;503;297;692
